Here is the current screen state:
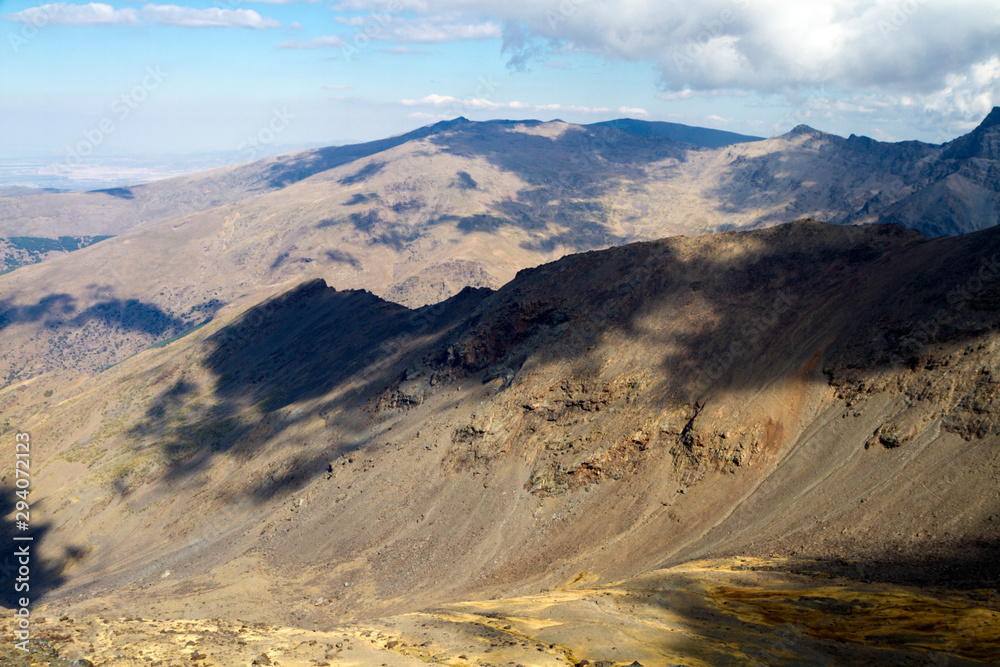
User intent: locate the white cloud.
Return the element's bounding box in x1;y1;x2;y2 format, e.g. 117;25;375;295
334;15;368;26
384;19;500;43
400;94;646;116
915;56;1000;121
6;2;140;26
6;2;287;28
141;4;282;28
401;94;500;109
618;106;648;116
332;13;500;43
334;0;1000;126
277;34;346;48
380;45;431;54
656;89;748;101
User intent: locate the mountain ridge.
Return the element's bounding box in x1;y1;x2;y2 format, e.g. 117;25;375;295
590;117;765;147
1;111;1000;389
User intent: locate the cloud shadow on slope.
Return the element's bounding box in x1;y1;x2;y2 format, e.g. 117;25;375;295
0;292;191;338
128;221;1000;514
129;279;490;499
0;488;79;608
425;219;1000;417
99;218;1000;642
303;120;690;254
701;131;940;228
255;118;470;190
425;121;692;252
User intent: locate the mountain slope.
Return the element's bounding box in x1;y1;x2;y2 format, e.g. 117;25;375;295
2;111;1000;389
591;117;765;147
0;234;112;275
880;108;1000;236
6;221;998;645
0;116;750;239
0;118;475;238
0;120;698;383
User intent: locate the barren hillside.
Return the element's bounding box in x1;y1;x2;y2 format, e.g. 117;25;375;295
3;220;998;664
2;111;999;388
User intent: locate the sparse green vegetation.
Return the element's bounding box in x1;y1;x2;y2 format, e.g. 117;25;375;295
63;442;109;467
149;320;211;349
0;234;113;274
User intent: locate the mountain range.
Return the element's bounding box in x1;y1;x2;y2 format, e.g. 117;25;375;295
1;112;999;665
1;111;999;388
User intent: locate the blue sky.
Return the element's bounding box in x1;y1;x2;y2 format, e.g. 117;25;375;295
2;0;999;166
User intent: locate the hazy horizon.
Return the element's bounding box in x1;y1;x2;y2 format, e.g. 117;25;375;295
1;109;990;191
3;0;998;172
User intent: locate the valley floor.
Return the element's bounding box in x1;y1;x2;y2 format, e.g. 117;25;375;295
8;557;999;666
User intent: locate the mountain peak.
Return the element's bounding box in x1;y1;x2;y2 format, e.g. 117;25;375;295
941;107;1000;160
977;106;1000;131
785;124;823;138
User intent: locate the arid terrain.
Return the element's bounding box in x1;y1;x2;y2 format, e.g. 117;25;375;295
5;557;998;666
1;110;998;387
1;215;998;664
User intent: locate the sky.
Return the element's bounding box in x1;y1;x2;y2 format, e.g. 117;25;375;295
1;0;999;171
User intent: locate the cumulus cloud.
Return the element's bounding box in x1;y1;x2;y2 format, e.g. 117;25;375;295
400;94;647;116
656;89;748;101
6;2;140;26
386;19;499;42
380;46;432;54
277;34;346;48
334;15;369;26
334;0;1000;123
141;4;282;28
333;13;500;43
5;1;286;28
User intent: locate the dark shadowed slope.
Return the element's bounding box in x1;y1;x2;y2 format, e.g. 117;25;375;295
879;107;1000;236
592;117;765;147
